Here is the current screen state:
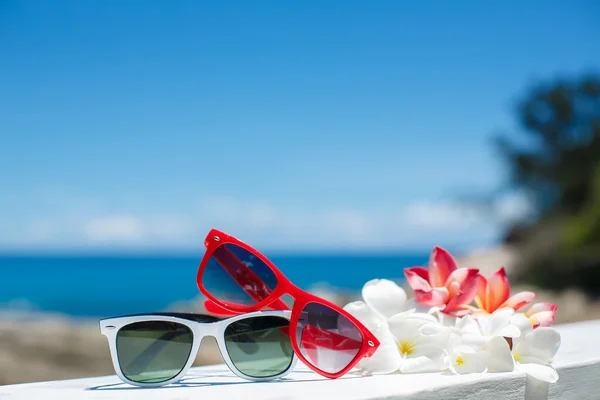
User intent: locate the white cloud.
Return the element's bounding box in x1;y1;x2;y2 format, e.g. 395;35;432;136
0;192;533;252
401;201;483;230
83;216;145;242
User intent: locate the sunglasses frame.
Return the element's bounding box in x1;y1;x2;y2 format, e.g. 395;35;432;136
196;228;380;379
99;310;297;387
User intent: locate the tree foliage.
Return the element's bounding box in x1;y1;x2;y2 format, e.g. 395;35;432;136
497;75;600;294
497;75;600;216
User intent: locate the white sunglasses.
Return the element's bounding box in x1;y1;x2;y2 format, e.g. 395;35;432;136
100;310;297;387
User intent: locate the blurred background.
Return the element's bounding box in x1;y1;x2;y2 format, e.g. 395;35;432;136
1;0;599;386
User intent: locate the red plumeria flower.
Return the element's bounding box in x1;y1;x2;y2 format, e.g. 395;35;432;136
524;302;558;328
473;267;536;314
404;246;480;316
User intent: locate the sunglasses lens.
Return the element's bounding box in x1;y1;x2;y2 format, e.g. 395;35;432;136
296;302;363;374
202;243;278;307
116;321;193;383
224;315;294;378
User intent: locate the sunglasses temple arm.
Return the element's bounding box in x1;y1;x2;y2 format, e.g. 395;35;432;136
211;247;288;310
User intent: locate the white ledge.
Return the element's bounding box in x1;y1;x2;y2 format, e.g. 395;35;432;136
1;320;599;400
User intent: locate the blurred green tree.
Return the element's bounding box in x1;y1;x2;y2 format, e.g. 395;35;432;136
496;75;600;294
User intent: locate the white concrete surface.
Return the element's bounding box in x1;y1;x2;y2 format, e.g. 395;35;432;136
1;320;598;400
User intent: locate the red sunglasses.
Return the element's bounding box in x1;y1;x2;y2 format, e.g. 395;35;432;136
196;228;380;379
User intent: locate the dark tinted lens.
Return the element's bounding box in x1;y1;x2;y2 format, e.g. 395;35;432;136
202;244;278;306
116;321;193;383
224;316;294;378
296;302;363;374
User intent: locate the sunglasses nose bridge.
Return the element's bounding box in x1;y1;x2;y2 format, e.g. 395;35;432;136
194;320;220;340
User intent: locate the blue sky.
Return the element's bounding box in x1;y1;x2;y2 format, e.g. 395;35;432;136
1;1;599;253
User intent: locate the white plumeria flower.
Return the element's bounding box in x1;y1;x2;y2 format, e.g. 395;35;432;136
361;278;415;320
474;309;532;373
450;308;560;381
447;308;522;353
448;343;488;374
343;300;403;374
445;308;526;375
481;336;516;373
475;308;523;339
344;279;449;374
387;312;450;373
343;279;413;374
478;315;561;382
448;316;485;349
511;326;561;383
510;311;539;333
428;306;459;327
445;316;489;375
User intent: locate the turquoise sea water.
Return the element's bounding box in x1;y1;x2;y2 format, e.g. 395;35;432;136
0;253;428;318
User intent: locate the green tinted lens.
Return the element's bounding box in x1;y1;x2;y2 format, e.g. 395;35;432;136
116;321;193;383
224;316;294;378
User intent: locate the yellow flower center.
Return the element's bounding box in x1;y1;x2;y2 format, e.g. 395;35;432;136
398;341;415;356
513;352;521;363
455;356;465;366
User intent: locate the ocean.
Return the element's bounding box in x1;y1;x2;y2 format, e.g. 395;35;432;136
0;253;428;318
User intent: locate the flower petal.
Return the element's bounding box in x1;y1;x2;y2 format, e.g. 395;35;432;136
510;313;534;336
488;307;515;328
483;336;514;372
474;274;488;310
525;303;558;328
485;268;511;312
419;322;447;336
474;313;490;334
401;297;427;313
500;291;536;312
495;324;521;338
343;301;382;332
459;334;487;351
526;302;558;316
355;327;402;374
428;307;458;327
530;311;556;328
445;268;480;292
518;362;559;383
451;305;475;317
488;308;520;338
451;351;487;374
361;279;408;320
456;315;482;336
443;268;480;315
414;287;450;307
399;343;448;373
516;327;561;362
404;267;431;291
428;246;458;288
388;313;439;341
343;301;402;374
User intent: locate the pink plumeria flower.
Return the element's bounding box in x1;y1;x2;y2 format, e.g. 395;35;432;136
524;302;558;328
404;246;480;316
472;267;536;315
